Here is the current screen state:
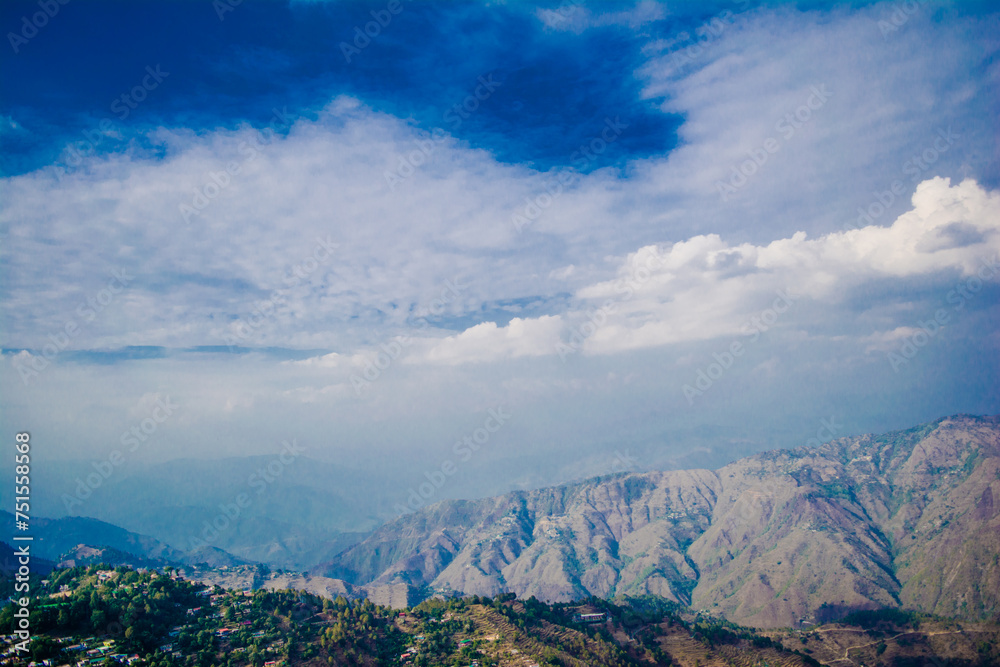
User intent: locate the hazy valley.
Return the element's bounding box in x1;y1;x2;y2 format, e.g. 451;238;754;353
10;414;999;632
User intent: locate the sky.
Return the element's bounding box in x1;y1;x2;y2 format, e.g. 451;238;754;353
1;0;999;514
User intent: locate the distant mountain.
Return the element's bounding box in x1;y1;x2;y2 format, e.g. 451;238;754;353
0;541;54;600
0;511;249;570
55;543;248;570
0;541;54;576
316;414;1000;628
176;563;416;608
56;544;167;569
0;510;183;564
1;455;380;570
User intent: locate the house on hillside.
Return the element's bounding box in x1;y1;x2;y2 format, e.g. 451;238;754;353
572;612;606;624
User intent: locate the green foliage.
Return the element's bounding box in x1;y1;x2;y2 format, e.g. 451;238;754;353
839;608;922;629
2;566;204;653
962;448;981;476
1;564;411;667
7;562;986;667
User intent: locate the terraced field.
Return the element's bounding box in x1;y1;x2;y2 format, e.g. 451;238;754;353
389;597;828;666
651;625;812;667
766;620;1000;666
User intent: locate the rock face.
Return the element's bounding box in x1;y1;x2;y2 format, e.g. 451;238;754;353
316;415;1000;627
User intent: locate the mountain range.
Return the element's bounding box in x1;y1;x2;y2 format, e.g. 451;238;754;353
314;414;1000;628
8;414;999;631
0;454;384;569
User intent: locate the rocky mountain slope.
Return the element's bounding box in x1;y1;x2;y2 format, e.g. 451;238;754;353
177;563;417;608
316;414;1000;628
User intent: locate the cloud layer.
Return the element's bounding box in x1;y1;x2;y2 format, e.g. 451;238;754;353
1;2;997;503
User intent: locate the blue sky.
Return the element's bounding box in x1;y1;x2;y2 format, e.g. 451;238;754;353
1;0;999;517
0;0;684;175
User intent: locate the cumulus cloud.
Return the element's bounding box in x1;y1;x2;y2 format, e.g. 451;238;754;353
396;177;998;361
290;352;347;368
577;176;998;354
416;315;564;365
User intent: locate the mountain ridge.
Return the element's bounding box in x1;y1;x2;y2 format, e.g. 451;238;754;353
314;414;1000;628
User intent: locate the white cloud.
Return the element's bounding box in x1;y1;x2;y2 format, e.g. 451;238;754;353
280;383;352;403
289;352;347;368
396;176;999;360
537;1;666;33
579;177;999;353
0;4;997;509
1;6;997;480
2;6;993;359
415;316;564;365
